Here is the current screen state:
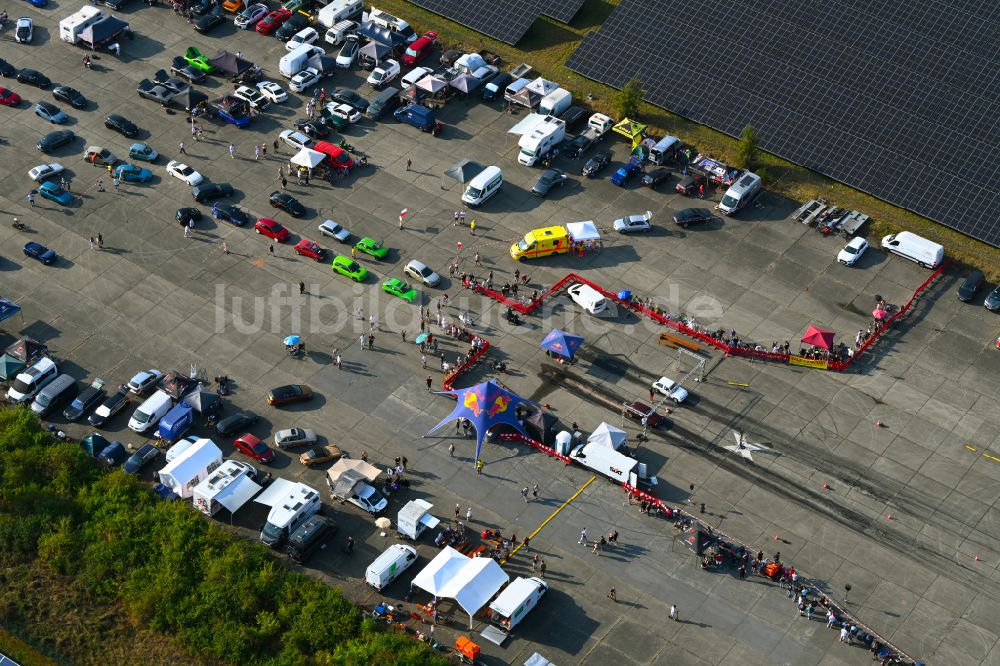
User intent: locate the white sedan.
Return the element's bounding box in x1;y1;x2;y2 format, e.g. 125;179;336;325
613;211;652;233
15;17;33;44
286;27;319;51
166;161;204;186
326;102;360;124
366;59;400;88
318;219;351;242
653;376;688;404
28;163;65;182
256;80;288;104
233;85;270;111
837;236;869;266
289;67;321;93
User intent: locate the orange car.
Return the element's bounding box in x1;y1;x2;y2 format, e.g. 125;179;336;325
222;0;244;12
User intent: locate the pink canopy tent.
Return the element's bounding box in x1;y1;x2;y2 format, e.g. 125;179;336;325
801;325;836;350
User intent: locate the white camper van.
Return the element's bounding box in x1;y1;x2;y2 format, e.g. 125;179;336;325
488;577;548;630
461;166;503;206
317;0;362;28
192;460;261;517
538;88;572;117
367;8;416;42
156;438;223;499
259;482;322;548
280;45;325;78
517;115;566;166
718;171;762;215
128;389;172;433
881;231;944;269
365;544;418;590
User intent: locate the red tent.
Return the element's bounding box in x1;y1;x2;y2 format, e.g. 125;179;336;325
801;325;835;350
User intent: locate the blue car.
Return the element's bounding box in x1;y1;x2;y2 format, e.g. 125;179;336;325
98;441;128;467
34;101;67;124
23;241;56;264
211;203;250;226
113;164;153;183
24;0;49;7
128;142;159;162
39;181;73;205
610;156;643;186
216;97;250;128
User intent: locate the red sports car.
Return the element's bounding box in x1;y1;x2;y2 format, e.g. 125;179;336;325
294;239;325;260
0;87;21;107
256;8;291;35
255;217;290;242
234;433;276;464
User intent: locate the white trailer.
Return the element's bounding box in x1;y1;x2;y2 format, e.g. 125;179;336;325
60;6;104;44
397;499;440;540
156;438;223;499
191;460;262;516
517;115;566;166
488;576;548;631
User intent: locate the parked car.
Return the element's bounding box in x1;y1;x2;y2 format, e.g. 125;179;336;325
183;46;215;73
129;143;159;162
267;384;313;406
98;441;129;467
275;13;309;41
176;207;202;226
52;86;88;109
269;191;305;216
16;68;50;89
348;482;387;514
23;241;56;264
403;31;437;65
837;236;868;266
15;17;33;44
216;409;258;435
985;285;1000;312
86;146;118;166
137;79;179;106
354;237;387;259
366;59;400;88
404;259;441;287
127;369;163;395
235;2;268;29
289;67;321;93
0;86;21;106
37;130;74;153
653;376;688;403
294;119;330;138
675;173;707;195
330;88;369;112
293;239;325;260
170;56;207;83
255;218;290;242
287;26;319;50
105;114;139;138
325;103;360;124
613;211;652;233
234;85;271;111
63;384;106;422
88;390;130;427
194;9;226;33
299;444;343;467
958;270;985;302
274;427;317;448
624;401;665;428
28;163;64;182
318;219;351;242
113;164;153;183
531;169;567;197
331;255;368;282
582;150;611;177
235;434;276;464
642;168;670;188
166;161;203;186
439;49;461;67
124;444;160;474
38;181;73;205
335;35;360;68
212;203;250;226
673;208;714;229
278;129;313;150
256;8;291;34
256;80;288;103
610;157;642;186
0;59;16;78
192;183;234;203
382;277;417;302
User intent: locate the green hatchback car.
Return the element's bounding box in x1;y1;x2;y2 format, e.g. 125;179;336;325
354;237;388;259
382;277;417;303
331;255;368;282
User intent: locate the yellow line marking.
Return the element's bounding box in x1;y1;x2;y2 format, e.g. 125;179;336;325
983;454;1000;464
504;475;596;563
966;445;978;452
726;382;750;388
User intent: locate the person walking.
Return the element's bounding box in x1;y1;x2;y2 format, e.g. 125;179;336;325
345;536;354;554
401;330;407;342
113;177;120;192
839;626;849;643
192;124;198;141
669;605;678;621
228;144;236;159
522;535;530;552
469;219;476;235
97;233;103;248
222;242;229;255
453;211;459;225
299;281;305;295
179;141;186;154
607;587;617;601
459;210;466;225
421;354;427;369
579;528;588;545
273;138;279;153
351;246;357;258
335;354;342;369
281;176;287;190
184;225;191;238
539;559;546;578
426;375;432;391
261;143;267;157
359;334;365;349
454;504;461;521
474;251;481;266
475;459;484;475
255;144;261;161
406;158;411;171
448;442;455;457
465;506;472;522
521;487;529;502
531;554;539;572
268;244;275;256
532;483;539;499
89;237;96;250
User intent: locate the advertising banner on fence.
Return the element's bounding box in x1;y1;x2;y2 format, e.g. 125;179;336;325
789;355;829;369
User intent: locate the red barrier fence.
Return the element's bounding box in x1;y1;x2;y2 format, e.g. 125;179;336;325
474;263;950;373
441;338;490;391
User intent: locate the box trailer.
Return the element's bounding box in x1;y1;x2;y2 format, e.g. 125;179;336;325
397;499;440;540
156;438;223;499
60;6;104;44
488;576;548;631
192;459;262;516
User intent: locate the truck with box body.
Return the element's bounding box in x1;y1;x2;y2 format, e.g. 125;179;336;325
157;402;194;442
517;115;566;166
60;6;104;44
156;438;223;499
569;441;656;489
365;543;418;590
488;577;548;630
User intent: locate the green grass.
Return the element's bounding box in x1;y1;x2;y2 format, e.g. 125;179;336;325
385;0;1000;279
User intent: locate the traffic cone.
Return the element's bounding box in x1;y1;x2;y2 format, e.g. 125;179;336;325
822;483;830;490
887;514;893;520
773;535;780;541
975;555;981;562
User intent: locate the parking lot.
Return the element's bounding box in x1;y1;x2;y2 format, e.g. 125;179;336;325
3;4;1000;664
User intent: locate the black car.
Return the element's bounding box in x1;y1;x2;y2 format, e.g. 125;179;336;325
331;88;369;113
275;14;308;41
192;183;234;203
0;58;16;78
105;114;139;138
88;390;130;427
642;168;671;189
170;56;207;84
37;130;75;153
176;207;202;226
673;207;714;228
216;409;258;435
212;203;250;226
63;385;106;421
582;150;612;177
123;444;159;474
195;9;226;34
105;0;133;9
676;173;707;195
16;69;51;89
53;86;88;110
294;119;330;139
531;169;567;197
957;270;985;302
559;105;586;130
269;191;305;217
985;285;1000;312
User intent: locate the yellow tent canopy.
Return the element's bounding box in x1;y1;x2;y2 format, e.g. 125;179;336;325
613;118;647;142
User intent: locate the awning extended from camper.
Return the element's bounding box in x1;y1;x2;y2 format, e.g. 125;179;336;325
216;474;262;513
290;147;326;169
412;546;509;628
254;477;296;507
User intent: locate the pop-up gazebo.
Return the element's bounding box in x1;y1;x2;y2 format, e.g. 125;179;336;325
411;546;509;628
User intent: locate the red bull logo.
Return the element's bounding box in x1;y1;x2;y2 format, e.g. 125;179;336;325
488;395;510;418
463;389;484;417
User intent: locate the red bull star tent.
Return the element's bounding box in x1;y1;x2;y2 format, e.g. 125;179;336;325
424;379;533;463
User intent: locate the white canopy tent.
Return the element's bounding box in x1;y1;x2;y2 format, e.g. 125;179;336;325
289;147;326;170
416;75;448;94
566;221;601;243
412;546;509;628
587;422;628;450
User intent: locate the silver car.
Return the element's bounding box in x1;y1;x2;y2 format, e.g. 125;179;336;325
318;219;351;242
274;428;318;449
404;259;441;287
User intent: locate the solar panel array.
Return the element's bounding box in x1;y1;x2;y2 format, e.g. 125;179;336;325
406;0;586;44
566;0;1000;247
0;655;21;666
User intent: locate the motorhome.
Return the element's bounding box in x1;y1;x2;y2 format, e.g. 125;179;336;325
191;460;261;517
317;0;362;28
260;482;322;548
517;115;566;166
365;544;418;590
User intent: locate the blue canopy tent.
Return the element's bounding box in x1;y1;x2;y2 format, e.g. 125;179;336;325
425;379;533;463
0;297;21;323
540;329;584;360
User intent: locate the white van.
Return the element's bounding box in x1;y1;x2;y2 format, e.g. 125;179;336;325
365;544;418;590
649;136;681;165
318;0;362;28
462;166;503;207
165;435;200;463
280;44;325;78
718;171;762;215
567;283;608;315
538;88;572;117
881;231;944;269
368;8;417;42
7;357;59;404
489;577;548;631
324;19;358;46
128;389;173;433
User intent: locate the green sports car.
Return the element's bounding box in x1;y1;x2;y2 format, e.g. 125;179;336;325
382;277;417;303
331;255;368;282
184;47;215;74
354;237;388;260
